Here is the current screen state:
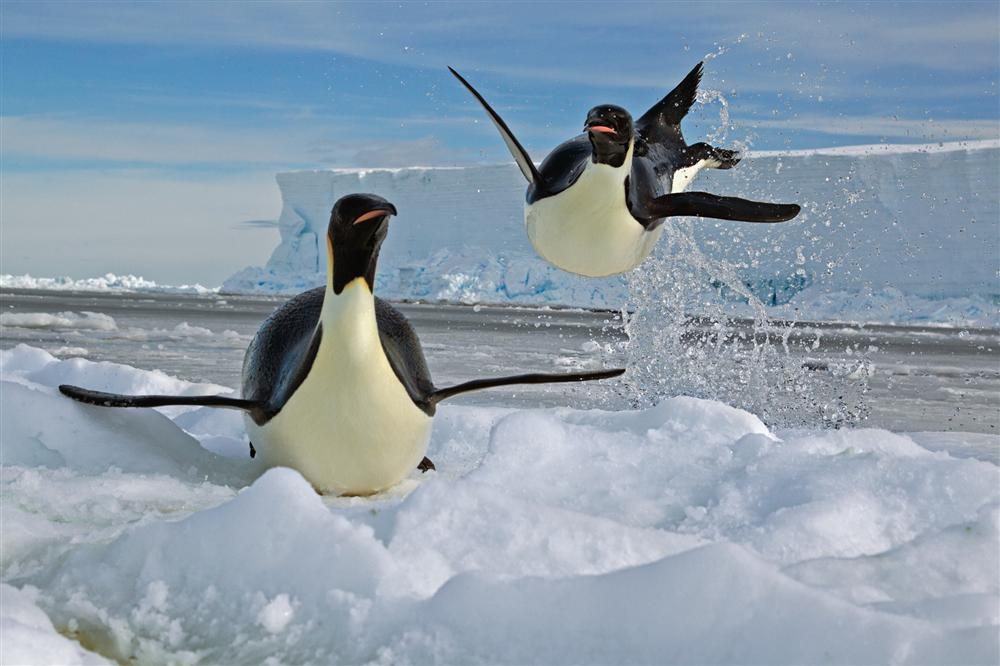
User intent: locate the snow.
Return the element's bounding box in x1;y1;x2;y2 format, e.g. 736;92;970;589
1;312;246;348
0;311;118;331
0;273;217;295
1;584;110;665
220;140;999;327
2;344;997;664
256;594;295;634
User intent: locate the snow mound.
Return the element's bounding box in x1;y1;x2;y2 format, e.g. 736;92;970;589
1;584;110;665
2;345;997;664
0;345;253;483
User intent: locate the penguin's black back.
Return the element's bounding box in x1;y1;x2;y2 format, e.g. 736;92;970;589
526;132;668;223
528;135;592;204
241;287;436;422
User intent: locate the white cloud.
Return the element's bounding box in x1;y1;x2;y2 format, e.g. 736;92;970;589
1;116;334;165
1;115;482;168
3;1;995;87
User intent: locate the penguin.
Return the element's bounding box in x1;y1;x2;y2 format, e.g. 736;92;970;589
58;194;625;496
449;62;802;278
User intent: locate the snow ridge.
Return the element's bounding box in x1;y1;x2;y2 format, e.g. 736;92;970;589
2;345;998;664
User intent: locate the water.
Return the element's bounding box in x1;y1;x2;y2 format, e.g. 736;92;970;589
1;288;997;433
624;220;876;429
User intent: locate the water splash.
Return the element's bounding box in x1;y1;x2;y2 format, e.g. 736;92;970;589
703;33;749;62
621;147;871;428
696;88;731;145
614;33;872;427
622;223;871;428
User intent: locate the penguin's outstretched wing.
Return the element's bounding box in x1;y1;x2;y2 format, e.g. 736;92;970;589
448;66;543;187
635;62;742;173
59;385;261;411
636;61;703;145
640;191;801;228
374;299;622;413
428;368;625;407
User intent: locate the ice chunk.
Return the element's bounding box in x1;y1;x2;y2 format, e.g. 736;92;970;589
0;584;110;665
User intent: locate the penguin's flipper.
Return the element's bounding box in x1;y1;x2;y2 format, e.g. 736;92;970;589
59;384;261;411
428;367;624;406
642;192;801;228
636;61;703;142
448;66;542;186
681;142;741;170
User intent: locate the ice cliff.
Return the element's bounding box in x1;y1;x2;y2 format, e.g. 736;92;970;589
223;140;999;324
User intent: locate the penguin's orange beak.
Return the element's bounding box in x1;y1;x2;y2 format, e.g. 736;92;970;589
352;208;395;225
587;125;617;135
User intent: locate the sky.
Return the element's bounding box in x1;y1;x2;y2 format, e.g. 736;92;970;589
2;1;998;284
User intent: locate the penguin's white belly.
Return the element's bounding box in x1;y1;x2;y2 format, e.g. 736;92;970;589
525;161;661;277
245;281;431;496
671;158;718;193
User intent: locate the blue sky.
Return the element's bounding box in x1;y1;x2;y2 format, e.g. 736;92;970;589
2;1;998;283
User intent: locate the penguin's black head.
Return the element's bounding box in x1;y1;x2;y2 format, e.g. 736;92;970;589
327;193;398;294
584;105;633;167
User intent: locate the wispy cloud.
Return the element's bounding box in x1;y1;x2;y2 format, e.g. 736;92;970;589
2;2;995;163
1;115;481;168
4;2;995;85
1;116;323;165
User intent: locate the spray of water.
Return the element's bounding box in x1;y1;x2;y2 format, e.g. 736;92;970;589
703;33;749;63
622;67;872;428
696;88;731;145
623;223;871;428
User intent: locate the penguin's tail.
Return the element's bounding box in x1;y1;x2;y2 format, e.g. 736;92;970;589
59;384;260;411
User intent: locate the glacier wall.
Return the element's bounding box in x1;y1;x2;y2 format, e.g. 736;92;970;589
223;140;999;323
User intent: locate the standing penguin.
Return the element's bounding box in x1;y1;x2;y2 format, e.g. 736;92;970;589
449;63;801;277
59;194;624;496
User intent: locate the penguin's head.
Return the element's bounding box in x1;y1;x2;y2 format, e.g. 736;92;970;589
327;193;398;294
584;105;633;167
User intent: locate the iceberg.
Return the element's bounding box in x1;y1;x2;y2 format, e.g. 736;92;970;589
223;140;999;325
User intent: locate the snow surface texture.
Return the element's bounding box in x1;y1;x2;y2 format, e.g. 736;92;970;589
2;344;998;664
223;140;999;326
0;272;217;294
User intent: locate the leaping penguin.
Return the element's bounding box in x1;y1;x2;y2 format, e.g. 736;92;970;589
59;194;625;496
449;62;802;278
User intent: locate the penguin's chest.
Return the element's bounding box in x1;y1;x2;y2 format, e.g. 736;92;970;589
670;157;717;194
525;161;662;277
246;286;431;496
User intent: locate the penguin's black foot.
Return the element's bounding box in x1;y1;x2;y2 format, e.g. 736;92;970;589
709;146;741;169
249;441;256;459
683;142;741;169
417;456;435;473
